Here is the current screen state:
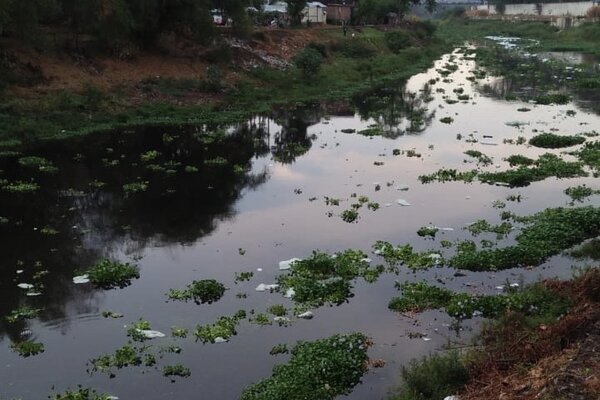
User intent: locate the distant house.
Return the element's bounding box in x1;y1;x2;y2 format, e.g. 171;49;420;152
302;2;327;24
320;0;354;23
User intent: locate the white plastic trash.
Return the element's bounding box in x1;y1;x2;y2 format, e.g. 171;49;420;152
255;283;279;292
73;275;90;284
137;330;166;339
396;199;411;206
297;311;314;319
284;288;295;298
17;283;34;289
279;258;301;270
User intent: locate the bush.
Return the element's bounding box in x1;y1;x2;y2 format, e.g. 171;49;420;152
412;20;437;40
393;352;469;400
332;39;376;58
586;5;600;19
293;47;324;76
385;30;412;53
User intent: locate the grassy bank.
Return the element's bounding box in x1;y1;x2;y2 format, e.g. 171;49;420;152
0;26;450;149
390;268;600;400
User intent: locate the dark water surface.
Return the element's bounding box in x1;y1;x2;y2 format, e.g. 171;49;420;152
2;49;600;399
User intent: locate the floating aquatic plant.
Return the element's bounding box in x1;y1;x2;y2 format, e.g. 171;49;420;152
194;310;246;343
241;333;370;400
11;340;45;357
167;279;226;304
529;133;585;149
84;259;140;289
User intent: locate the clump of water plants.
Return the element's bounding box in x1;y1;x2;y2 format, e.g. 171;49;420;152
51;387;115;400
240;333;370;400
90;345;143;374
83;259;140;289
419;168;477;184
464;150;492;166
11;340;45;357
249;313;271;326
235;271;254;283
564;185;599;203
357;126;383;137
529;133;585;149
439;117;454;124
389;281;569;321
171;327;188;338
267;304;287;317
126;319;154;342
194;310;246;343
270;343;289;355
570;239;600;260
6;306;43;323
18;156;58;173
505;154;534;167
167;279;226;304
1;181;40;193
276;250;384;307
123;181;149;194
417;226;439;238
163;364;191;380
373;241;442;271
450;206;600;271
465;219;512;238
341;209;359;223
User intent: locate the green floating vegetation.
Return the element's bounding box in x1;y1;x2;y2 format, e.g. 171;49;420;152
11;340;45;357
391;351;469;400
389;281;569;321
241;333;369;400
575;141;600;170
194;310;246;344
450;207;600;271
270;343;289;355
464;150;492;166
5;306;43;323
249;313;271;326
84;259;140;289
419;168;477;184
1;180;40;193
126;319;153;342
90;344;146;374
417;226;439;238
123;181;149;194
276;250;384;308
167;279;226;304
374;241;442;271
357;126;384;137
564;185;599;202
529;133;585;149
439;117;454;124
234;271;254;283
465;219;512;238
505;154;534;167
163;364;191;379
17;156;58;173
341;209;359;223
51;387;115;400
267;304;287;317
479;153;586;187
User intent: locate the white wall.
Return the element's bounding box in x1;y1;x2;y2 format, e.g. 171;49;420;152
476;1;595;16
302;6;327;23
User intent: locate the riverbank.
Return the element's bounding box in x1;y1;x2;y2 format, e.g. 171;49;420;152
0;24;449;149
391;268;600;400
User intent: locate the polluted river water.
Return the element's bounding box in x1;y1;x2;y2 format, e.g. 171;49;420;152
2;45;600;399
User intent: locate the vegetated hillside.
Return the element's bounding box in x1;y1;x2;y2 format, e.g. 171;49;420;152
0;27;334;100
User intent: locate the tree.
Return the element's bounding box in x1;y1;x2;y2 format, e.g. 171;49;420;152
287;0;306;26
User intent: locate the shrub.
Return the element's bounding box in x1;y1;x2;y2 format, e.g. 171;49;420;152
392;352;469;400
385;30;412;53
412;20;437;40
293;47;324;76
586;5;600;19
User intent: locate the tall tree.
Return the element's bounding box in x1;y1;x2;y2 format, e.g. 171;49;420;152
287;0;306;26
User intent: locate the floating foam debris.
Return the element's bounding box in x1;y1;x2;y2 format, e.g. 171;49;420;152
16;270;23;274
279;258;301;270
395;185;409;191
297;311;314;319
72;275;90;284
17;283;34;289
214;337;228;343
273;316;290;323
396;199;411;206
284;288;295;298
138;330;166;339
26;291;42;296
255;283;279;292
435;226;455;231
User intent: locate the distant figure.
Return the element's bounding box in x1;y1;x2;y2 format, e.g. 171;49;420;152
342;24;347;37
